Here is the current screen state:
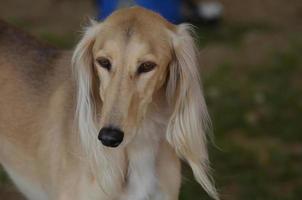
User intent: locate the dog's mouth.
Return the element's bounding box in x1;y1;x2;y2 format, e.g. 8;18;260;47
98;126;124;148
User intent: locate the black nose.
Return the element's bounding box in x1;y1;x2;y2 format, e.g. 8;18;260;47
98;127;124;148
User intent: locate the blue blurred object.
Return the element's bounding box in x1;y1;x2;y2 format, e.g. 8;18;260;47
96;0;182;24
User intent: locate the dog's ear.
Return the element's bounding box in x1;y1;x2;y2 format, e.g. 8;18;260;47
166;24;219;200
72;21;100;92
72;21;100;143
72;20;101;100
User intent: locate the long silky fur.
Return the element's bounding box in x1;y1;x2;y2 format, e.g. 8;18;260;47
166;24;219;200
71;22;126;199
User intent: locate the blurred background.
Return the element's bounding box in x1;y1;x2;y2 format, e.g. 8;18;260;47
0;0;301;199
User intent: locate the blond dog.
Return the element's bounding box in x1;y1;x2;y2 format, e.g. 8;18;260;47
0;7;218;200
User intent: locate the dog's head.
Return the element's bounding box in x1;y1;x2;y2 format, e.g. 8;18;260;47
73;7;218;199
73;7;177;147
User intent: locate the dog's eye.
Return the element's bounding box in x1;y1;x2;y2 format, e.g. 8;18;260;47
137;62;156;74
97;58;111;71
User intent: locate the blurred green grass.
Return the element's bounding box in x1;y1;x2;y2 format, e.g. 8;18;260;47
196;21;274;48
0;21;302;200
0;170;9;189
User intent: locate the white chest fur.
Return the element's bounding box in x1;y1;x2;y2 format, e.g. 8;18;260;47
120;121;164;200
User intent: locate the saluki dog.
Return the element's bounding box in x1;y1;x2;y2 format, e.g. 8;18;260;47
0;7;218;200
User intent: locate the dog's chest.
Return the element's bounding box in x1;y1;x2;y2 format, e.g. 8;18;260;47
121;125;164;200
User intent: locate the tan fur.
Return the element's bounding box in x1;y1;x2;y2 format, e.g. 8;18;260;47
0;7;218;200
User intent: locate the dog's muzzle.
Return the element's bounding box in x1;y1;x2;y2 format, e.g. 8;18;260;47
98;127;124;148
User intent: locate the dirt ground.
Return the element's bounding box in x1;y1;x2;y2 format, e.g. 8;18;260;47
0;0;301;199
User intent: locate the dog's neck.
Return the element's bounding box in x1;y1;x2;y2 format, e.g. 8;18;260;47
119;88;170;200
122;124;160;200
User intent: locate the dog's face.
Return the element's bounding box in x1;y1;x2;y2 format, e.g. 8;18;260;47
89;8;174;147
73;7;218;198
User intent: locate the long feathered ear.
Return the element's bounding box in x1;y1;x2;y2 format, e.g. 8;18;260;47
72;22;126;198
72;21;100;154
166;24;219;200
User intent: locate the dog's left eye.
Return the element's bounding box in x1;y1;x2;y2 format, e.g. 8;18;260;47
137;62;156;74
96;58;111;71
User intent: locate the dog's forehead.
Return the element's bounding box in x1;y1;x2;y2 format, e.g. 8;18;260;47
102;7;175;40
93;9;173;60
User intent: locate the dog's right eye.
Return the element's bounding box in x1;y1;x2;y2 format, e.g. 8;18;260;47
137;61;156;74
97;58;111;71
